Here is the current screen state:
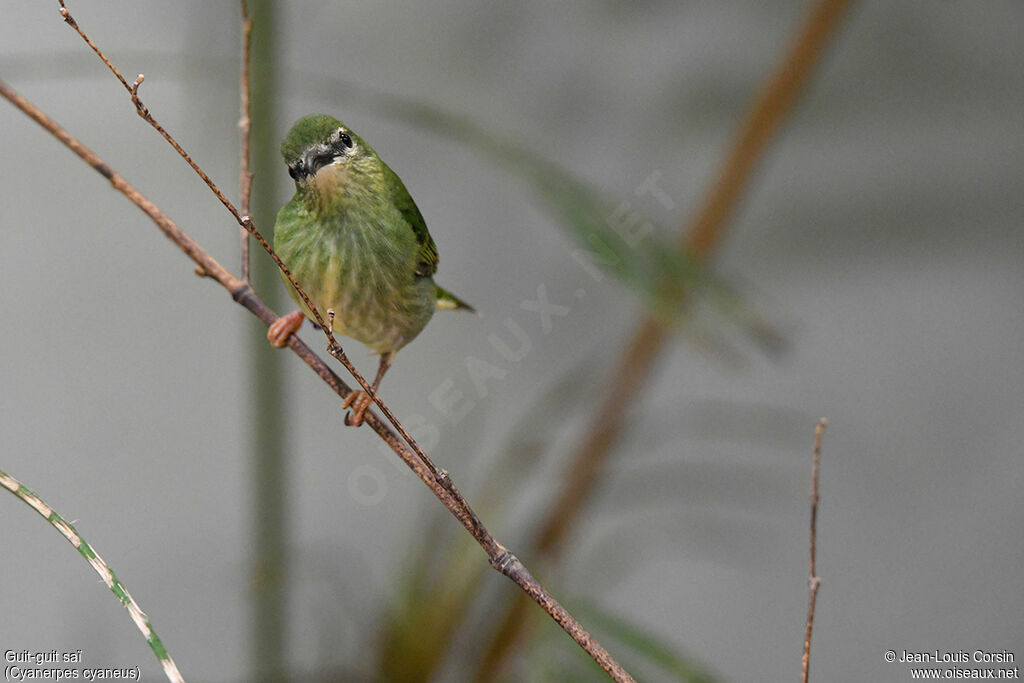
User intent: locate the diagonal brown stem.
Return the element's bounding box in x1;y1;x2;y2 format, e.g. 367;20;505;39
0;75;634;683
476;1;853;678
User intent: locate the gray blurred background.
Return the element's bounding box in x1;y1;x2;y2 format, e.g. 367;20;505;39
2;2;1022;681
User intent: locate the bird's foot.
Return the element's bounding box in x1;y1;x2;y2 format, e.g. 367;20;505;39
341;390;374;427
267;310;305;348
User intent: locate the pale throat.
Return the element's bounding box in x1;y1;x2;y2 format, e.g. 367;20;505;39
310;161;353;213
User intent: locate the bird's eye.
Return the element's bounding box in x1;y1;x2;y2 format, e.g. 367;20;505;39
336;129;353;149
288;162;302;180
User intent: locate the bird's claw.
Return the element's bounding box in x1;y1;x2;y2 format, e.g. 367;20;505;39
267;310;305;348
342;390;374;427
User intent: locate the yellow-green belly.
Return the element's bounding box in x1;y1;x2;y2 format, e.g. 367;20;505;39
275;213;435;355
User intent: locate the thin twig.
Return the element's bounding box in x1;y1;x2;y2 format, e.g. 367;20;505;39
238;0;253;283
57;0;241;225
0;76;635;683
802;418;826;683
476;1;853;677
0;469;185;683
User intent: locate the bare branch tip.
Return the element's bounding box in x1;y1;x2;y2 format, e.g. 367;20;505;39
813;418;827;454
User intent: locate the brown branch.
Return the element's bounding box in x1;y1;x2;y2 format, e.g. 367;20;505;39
685;0;852;258
2;29;633;683
238;0;253;283
802;418;826;683
476;0;853;677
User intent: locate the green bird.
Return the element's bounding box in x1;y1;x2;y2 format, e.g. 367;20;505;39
267;114;473;426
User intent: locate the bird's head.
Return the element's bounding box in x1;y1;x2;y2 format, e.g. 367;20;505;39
281;115;380;202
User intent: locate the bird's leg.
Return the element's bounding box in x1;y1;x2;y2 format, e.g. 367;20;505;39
342;353;393;427
267;310;306;348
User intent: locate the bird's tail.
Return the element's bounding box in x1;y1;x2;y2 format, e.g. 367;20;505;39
435;285;476;313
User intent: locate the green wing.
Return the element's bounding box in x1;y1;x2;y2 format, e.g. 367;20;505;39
385;166;438;277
